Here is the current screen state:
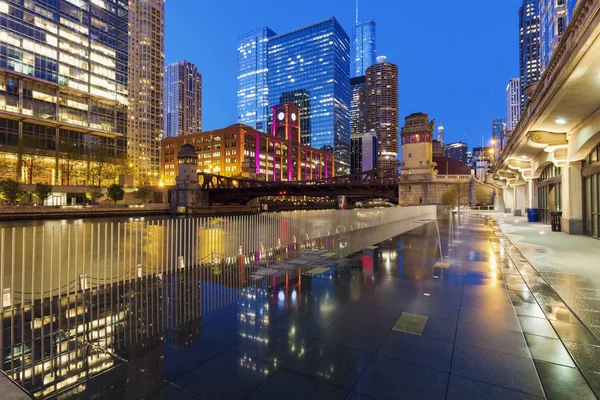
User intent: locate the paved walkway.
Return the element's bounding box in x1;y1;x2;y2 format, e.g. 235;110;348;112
475;211;600;398
51;213;600;400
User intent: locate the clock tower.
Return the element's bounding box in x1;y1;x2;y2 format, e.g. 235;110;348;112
271;104;303;181
400;113;435;176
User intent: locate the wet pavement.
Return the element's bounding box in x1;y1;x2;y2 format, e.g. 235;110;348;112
29;214;600;399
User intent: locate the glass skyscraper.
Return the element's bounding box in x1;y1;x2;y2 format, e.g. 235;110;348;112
540;0;578;69
519;0;541;113
268;18;351;175
353;20;376;77
237;27;276;133
0;0;128;186
506;78;521;131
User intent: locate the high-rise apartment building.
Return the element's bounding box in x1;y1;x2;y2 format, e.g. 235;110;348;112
519;0;541;112
507;78;521;131
350;76;367;137
128;0;165;186
0;0;128;188
164;60;202;138
541;0;578;69
267;18;351;175
365;57;399;169
237;27;276;133
279;90;311;145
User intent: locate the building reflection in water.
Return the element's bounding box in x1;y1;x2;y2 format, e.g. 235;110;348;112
0;267;202;399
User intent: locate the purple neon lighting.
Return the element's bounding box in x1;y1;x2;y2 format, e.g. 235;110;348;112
255;134;260;176
325;154;329;178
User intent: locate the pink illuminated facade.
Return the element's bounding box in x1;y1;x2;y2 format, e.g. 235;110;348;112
161;104;334;186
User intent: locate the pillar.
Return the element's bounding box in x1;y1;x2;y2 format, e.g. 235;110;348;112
513;185;518;216
527;180;535;209
561;162;583;234
514;185;527;216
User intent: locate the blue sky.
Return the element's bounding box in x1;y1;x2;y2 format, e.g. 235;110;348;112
165;0;521;149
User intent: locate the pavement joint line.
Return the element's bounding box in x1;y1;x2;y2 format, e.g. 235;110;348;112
485;216;599;399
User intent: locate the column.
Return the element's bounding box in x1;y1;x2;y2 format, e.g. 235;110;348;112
561;162;583;234
513;185;518;216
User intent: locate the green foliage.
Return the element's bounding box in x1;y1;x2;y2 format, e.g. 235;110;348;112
106;184;125;204
86;185;104;205
441;189;457;207
475;188;490;206
0;180;24;206
33;183;53;203
133;186;155;203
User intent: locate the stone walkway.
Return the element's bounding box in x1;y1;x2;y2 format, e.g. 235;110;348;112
475;211;600;399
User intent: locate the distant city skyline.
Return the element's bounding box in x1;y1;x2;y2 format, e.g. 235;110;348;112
165;1;522;153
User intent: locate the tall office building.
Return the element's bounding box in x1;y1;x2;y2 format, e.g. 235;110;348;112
128;0;165;186
437;125;445;146
0;0;128;187
492;118;506;154
444;142;469;164
350;131;378;174
507;78;521;131
541;0;578;69
267;18;351;175
353;1;376;77
279;89;311;145
519;0;541;112
365;57;399;168
237;27;276;133
164;61;202;138
350;76;367;137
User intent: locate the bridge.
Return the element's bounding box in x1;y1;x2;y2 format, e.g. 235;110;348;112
197;165;401;205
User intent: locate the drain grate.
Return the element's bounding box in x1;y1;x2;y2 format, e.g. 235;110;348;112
392;312;428;336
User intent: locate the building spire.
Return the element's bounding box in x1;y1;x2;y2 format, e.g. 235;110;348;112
356;0;359;25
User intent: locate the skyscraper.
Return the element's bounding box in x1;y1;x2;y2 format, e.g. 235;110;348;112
519;0;541;112
279;90;311;145
507;78;522;131
128;0;165;186
237;27;276;133
437;125;445;146
541;0;578;69
444;142;469;164
164;61;203;137
492;118;506;154
350;76;367;137
267;18;351;175
353;1;376;77
0;0;128;187
365;57;399;169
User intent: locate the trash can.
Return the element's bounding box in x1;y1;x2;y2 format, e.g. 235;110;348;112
550;211;562;232
526;208;539;223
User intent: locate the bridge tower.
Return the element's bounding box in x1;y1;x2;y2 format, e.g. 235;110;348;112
170;144;204;212
400;113;435;176
272;103;302;181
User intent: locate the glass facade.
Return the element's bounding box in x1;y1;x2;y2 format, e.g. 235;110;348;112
164;60;202;137
506;78;521;131
353;20;376;78
583;144;600;238
537;164;562;224
350;76;366;138
237;27;276;133
279;89;311;146
519;0;541;112
0;0;128;185
492;117;506;153
268;18;351;175
541;0;578;69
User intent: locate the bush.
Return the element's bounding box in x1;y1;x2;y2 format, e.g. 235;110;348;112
133;186;155;203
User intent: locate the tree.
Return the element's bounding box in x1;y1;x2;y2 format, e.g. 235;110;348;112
441;189;457;209
33;183;53;204
0;180;24;206
106;184;125;204
133;186;155;203
58;139;84;186
475;188;490;206
86;185;104;205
